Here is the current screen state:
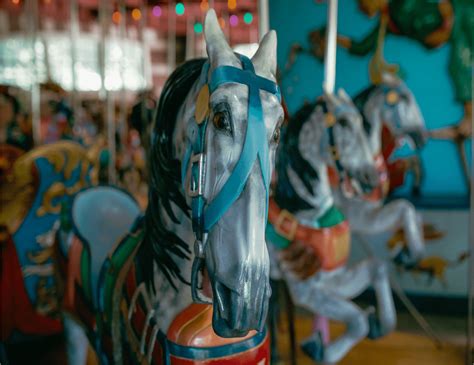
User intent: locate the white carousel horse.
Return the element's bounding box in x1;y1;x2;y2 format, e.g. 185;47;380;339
333;73;427;266
58;10;284;365
267;91;396;364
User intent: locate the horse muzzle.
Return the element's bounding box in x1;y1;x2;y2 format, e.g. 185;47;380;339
210;266;271;338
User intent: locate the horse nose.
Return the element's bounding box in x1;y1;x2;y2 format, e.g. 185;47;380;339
407;130;427;149
356;166;379;193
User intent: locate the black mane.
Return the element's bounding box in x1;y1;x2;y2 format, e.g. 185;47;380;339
140;58;207;290
353;84;377;136
274;100;325;213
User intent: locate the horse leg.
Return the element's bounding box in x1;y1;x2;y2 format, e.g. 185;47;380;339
284;274;369;364
349;199;425;263
63;313;89;365
367;259;397;338
317;259;395;339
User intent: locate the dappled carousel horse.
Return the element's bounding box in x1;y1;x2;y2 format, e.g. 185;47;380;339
331;73;427;266
0;141;96;344
266;91;396;364
56;10;283;365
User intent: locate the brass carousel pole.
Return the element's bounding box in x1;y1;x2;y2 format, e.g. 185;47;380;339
99;0;116;184
26;0;41;146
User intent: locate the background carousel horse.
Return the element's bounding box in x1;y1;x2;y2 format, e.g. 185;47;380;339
331;73;428;267
266;91;396;364
55;10;284;365
0;141;97;346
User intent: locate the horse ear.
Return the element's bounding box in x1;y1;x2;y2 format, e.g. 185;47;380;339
251;30;277;77
337;88;352;103
204;9;234;67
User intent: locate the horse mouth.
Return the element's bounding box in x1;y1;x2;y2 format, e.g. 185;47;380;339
211;278;270;338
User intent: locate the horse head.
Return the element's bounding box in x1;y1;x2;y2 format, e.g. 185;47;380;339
147;10;283;338
358;72;427;154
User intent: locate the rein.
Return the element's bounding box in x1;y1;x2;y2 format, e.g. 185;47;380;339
180;54;281;303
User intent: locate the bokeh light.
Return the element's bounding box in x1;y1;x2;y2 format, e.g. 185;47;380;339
194;22;203;34
112;11;121;24
152;5;162;17
229;15;239;27
175;2;185;16
227;0;236;10
131;8;141;21
243;12;253;24
200;0;209;12
11;0;20;4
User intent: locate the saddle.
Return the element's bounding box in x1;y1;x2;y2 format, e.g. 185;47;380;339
267;198;350;271
57;186;269;364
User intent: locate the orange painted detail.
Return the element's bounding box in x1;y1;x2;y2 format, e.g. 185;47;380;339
168;303;256;347
268;199;351;270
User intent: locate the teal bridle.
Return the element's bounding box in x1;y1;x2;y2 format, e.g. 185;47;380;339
181;54;281;302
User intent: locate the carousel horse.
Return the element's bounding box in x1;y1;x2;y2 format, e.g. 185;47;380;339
56;10;283;365
332;73;427;266
267;90;396;364
0;141;96;344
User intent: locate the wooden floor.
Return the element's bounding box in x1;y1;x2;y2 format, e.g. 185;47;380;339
4;314;466;365
275;313;466;365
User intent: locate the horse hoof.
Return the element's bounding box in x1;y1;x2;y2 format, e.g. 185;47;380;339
392;248;416;269
367;312;384;339
301;331;325;362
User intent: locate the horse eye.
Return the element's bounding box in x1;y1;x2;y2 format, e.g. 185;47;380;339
339;118;349;127
272;127;281;144
212;112;230;132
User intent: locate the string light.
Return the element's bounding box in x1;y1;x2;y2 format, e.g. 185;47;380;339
131;8;141;21
112;11;121;23
243;12;253;24
200;0;209;12
229;14;238;27
175;2;185;16
194;22;203;34
227;0;236;10
152;5;162;17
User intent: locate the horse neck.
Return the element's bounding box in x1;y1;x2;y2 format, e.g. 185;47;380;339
280;119;334;225
363;92;384;156
143;78;203;332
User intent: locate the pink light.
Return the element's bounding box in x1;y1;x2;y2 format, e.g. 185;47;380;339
152;5;162;17
229;15;238;27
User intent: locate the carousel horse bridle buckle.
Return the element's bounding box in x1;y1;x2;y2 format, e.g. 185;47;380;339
275;209;298;241
188;153;205;197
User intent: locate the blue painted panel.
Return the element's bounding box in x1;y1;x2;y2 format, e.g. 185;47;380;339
270;0;471;197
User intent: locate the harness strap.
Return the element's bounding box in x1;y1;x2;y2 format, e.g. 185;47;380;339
183;55;281;237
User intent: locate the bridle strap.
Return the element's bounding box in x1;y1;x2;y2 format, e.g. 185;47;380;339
182;55;281;303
